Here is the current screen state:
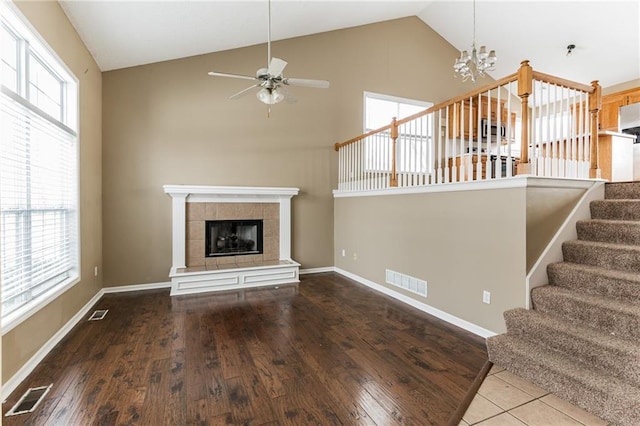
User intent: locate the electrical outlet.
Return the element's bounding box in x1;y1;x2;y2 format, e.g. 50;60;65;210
353;252;357;260
483;290;491;304
94;266;98;277
342;249;346;257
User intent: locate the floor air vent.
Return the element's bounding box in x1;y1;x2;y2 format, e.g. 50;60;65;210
386;269;427;297
88;309;108;321
5;384;52;417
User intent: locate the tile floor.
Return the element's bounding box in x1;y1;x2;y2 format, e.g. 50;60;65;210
460;365;609;425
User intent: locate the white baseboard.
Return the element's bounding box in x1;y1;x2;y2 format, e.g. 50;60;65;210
102;281;171;294
334;267;497;339
2;281;172;400
299;267;335;275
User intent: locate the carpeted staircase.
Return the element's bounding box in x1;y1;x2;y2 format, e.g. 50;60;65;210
487;182;640;426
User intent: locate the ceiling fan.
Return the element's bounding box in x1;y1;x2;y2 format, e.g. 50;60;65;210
207;0;329;108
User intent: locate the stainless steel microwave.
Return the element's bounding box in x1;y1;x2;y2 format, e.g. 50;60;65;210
481;118;506;140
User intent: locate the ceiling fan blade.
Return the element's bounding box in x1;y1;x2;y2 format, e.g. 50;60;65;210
268;57;288;77
283;78;330;89
277;85;297;104
229;84;261;100
208;71;257;81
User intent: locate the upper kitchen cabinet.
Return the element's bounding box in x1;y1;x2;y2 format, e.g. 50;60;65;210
600;87;640;131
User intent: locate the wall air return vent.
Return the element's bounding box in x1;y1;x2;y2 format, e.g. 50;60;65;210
385;269;428;297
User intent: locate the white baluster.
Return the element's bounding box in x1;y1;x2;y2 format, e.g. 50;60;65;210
448;104;456;183
559;85;566;177
553;84;559;177
369;137;373;190
419;117;424;186
507;81;513;177
485;90;492;180
410;122;416;187
374;134;380;189
345;143;349;191
475;94;482;180
359;139;363;191
544;82;550;177
439;110;446;184
578;91;583;177
456;100;464;182
338;146;342;191
350;142;355;191
495;87;501;179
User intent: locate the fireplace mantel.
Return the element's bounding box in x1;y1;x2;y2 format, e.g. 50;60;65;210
164;185;300;296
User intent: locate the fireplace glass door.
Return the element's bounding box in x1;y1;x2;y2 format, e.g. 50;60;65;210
205;220;263;257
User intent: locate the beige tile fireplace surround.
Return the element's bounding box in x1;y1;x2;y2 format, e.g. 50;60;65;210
185;202;280;269
164;185;300;296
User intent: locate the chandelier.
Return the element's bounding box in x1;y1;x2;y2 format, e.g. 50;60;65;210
453;0;497;82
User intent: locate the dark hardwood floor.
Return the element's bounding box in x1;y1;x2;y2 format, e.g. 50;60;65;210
3;273;488;425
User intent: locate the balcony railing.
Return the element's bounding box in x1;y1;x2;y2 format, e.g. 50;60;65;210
335;60;602;193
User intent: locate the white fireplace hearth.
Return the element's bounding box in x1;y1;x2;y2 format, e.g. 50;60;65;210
163;185;300;296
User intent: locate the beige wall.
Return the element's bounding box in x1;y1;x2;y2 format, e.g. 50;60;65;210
525;187;585;271
2;1;102;383
102;17;476;287
334;188;528;334
334;183;587;334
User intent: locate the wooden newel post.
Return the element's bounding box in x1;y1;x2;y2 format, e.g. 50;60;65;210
517;60;533;175
589;80;602;179
390;117;398;187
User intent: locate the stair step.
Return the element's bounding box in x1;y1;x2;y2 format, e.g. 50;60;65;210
605;182;640;200
562;240;640;273
548;262;640;302
504;308;640;386
591;199;640;220
576;219;640;245
487;334;640;426
531;286;640;340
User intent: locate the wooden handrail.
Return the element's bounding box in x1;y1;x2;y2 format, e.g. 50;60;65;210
335;73;518;151
334;123;393;151
395;73;519;127
531;71;594;93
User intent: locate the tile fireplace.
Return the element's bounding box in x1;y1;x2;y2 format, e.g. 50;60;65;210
163;185;300;296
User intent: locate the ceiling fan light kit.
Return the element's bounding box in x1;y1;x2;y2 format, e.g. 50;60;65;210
207;0;329;109
257;87;284;104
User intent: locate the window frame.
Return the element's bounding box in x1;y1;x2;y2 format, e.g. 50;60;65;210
362;91;434;174
1;1;80;334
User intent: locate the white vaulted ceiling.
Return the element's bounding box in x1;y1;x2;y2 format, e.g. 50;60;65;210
59;0;639;87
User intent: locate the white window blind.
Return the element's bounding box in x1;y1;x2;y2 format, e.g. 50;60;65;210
1;3;78;327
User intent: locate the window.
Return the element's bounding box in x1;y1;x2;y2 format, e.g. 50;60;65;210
1;3;79;330
363;92;434;173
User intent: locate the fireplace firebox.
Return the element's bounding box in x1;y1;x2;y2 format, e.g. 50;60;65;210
205;220;263;257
